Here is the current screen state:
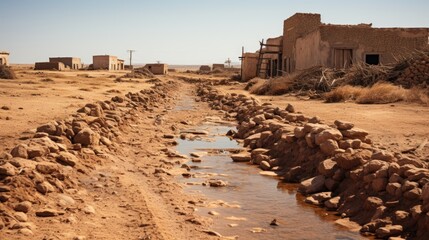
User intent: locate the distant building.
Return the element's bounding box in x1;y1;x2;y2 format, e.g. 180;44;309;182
93;55;124;71
199;65;211;71
49;57;82;70
242;13;429;80
212;64;225;70
145;63;168;75
0;51;9;66
35;62;65;71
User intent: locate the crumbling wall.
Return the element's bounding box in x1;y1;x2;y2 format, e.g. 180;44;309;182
295;30;323;70
49;57;82;70
93;55;119;70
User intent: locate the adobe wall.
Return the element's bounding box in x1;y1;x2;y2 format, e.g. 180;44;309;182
34;62;65;71
213;64;225;70
319;26;429;67
282;13;321;72
295;30;325;70
93;55;119;70
145;64;168;75
0;52;10;66
49;57;82;70
241;52;258;81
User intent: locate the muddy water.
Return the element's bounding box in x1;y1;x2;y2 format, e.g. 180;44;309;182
176;123;367;240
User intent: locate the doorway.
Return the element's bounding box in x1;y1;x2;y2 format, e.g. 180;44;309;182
334;49;353;69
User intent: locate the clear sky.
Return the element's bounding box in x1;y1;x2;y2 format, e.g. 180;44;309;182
1;0;428;65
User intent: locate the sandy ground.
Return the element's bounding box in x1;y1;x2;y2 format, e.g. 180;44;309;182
0;68;428;239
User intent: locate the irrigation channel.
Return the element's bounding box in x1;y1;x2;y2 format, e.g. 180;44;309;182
173;91;367;240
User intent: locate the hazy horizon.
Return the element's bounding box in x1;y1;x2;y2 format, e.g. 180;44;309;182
1;0;428;65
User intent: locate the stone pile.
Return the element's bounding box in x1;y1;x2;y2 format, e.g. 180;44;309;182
393;50;429;89
0;81;178;236
197;84;429;239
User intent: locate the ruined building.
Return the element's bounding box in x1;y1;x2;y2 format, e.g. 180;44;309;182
93;55;124;71
145;63;168;75
0;52;10;66
49;57;83;70
34;62;65;71
241;13;429;81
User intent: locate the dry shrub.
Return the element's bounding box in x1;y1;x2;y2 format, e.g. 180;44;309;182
0;65;17;79
356;82;406;104
324;85;364;103
248;77;294;95
325;82;429;105
247;78;267;94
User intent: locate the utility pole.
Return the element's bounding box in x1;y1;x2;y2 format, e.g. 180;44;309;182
127;50;135;70
225;57;232;68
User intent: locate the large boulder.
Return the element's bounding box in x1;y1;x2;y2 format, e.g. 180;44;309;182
36;123;57;136
11;144;29;159
341;128;369;141
56;152;78;167
299;175;326;194
73;128;100;146
315;129;342;145
334;120;354;130
333;150;371;170
231;152;251;162
320;139;340;156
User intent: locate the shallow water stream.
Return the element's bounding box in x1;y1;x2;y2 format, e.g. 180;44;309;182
176;123;366;240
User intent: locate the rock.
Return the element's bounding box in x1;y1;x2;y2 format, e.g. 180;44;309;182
11;144;29;159
319;139;339;156
100;136;112;146
315;129;342;145
18;228;34;236
27;145;48;158
73;128;100;146
285;104;295;113
250;227;266;233
203;230;222;237
231;152;251;162
334;120;354;130
422;183;429;202
386;183;402;197
270;218;279;226
341;128;369;140
260;161;271;171
375;225;403;238
293;127;306;138
318;159;338;177
36;123;57;135
0;162;16;176
333;150;371;170
208;211;219;216
363;197;383;211
364;160;389;174
36;208;60;217
404;188;422;200
325;196;340;210
372;178;388;192
57;152;78;167
299;175;326;194
15;201;32;213
83;205;95;214
14;212;28;222
36;162;59;174
372;151;395;162
209;179;228;187
36;181;55;194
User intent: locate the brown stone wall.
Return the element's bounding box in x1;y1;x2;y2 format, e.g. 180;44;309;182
282;13;321;72
145;64;168;75
34;62;65;71
320;26;429;67
241;52;258;81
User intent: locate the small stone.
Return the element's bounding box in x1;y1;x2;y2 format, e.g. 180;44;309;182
18;228;33;236
286;104;295;113
73;128;100;146
36;208;59;217
228;223;238;227
260;161;271;171
270;218;279;226
11;144;29;159
299;175;326;194
163;134;175;139
57;152;78;167
36;181;55;194
14;212;28;222
375;225;403;238
208;179;228;187
231;152;251;162
0;162;16;176
334;120;354;130
15;201;32;213
208;211;219;216
83;205;95;214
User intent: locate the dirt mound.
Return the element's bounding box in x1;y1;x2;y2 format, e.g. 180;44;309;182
122;67;155;79
0;65;17;79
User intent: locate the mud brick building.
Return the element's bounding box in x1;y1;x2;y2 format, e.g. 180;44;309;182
49;57;82;70
145;63;168;75
242;13;429;80
0;52;9;66
213;64;225;70
93;55;124;71
34;62;65;71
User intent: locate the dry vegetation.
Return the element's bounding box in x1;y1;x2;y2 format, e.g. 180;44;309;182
0;65;17;79
248;48;429;105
